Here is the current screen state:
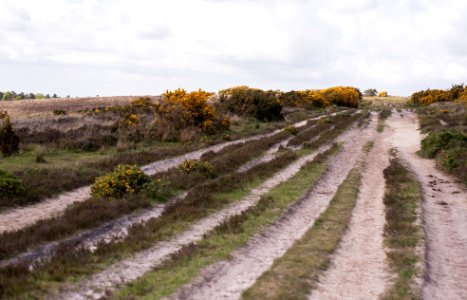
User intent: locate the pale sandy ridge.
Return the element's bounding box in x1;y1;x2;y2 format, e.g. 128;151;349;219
168;117;376;300
387;112;467;300
0;114;335;235
309;125;391;300
53;114;355;300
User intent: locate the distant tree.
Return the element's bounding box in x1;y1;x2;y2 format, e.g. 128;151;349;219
379;91;388;97
35;93;45;99
363;89;378;97
52;93;58;98
2;91;14;100
0;92;3;100
66;95;70;98
45;94;51;99
27;93;35;99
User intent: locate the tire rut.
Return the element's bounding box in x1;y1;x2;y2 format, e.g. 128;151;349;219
386;111;467;300
308;126;391;299
53;115;355;300
170;116;376;300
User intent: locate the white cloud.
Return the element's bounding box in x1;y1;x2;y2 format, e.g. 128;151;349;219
0;0;466;96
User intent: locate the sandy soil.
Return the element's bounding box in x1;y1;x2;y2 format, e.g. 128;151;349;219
386;112;467;300
309;126;391;299
0;116;323;235
170;116;376;300
53;121;358;300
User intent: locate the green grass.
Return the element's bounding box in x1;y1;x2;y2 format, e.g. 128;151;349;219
110;145;341;300
382;158;423;300
243;162;363;300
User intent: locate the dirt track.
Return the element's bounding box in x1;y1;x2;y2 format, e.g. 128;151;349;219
387;112;467;300
171;118;375;300
53;117;358;300
309;125;391;299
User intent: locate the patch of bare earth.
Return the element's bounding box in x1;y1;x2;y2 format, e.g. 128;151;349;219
52;116;359;300
387;111;467;300
169;118;376;300
309;128;391;299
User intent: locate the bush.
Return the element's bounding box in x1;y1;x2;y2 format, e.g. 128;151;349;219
420;130;467;158
0;169;25;198
218;86;283;121
410;84;467;105
378;91;388;97
284;86;361;108
178;159;214;176
284;125;298;135
0;112;19;157
91;165;163;199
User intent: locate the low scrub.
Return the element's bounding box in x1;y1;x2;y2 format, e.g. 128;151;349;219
0;112;19;157
0;170;25;203
420;130;467;184
382;158;423;299
409;84;467;106
91;165;164;199
218;86;283;121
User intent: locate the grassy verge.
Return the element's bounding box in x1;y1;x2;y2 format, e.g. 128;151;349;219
382;158;423;300
110;144;341;299
377;108;392;132
243;162;363;300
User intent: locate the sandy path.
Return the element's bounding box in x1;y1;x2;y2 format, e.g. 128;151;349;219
170;117;375;300
386;111;467;300
0;115;332;235
54;117;355;300
308;127;391;299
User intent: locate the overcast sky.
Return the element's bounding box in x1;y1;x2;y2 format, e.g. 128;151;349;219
0;0;466;97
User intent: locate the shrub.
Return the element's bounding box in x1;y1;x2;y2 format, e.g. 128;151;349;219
91;165;163;199
0;111;19;157
163;89;229;133
378;91;388;97
178;159;214;176
289;86;361;108
0;169;25;198
284;125;298;135
420;130;467;158
409;84;467;105
218;86;283;121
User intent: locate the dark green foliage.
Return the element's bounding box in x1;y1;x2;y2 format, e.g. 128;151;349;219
0;114;19;157
420;130;467;184
219;87;283;121
0;169;25;199
420;130;467;158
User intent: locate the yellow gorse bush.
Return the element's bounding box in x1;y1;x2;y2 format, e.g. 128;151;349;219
296;86;361;108
163;89;229;133
91;165;163;199
178;159;214;176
